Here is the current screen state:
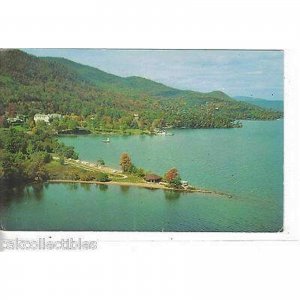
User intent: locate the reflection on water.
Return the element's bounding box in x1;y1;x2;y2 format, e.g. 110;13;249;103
32;183;44;201
0;184;45;211
164;190;181;200
119;185;130;193
80;183;91;191
67;183;79;191
98;184;108;191
143;187;159;192
0;181;283;231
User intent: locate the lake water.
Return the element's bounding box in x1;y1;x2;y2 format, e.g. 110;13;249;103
0;120;283;231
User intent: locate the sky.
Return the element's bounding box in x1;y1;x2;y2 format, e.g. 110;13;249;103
24;49;284;100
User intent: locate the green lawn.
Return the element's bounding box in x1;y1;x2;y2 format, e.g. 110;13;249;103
11;125;29;132
111;173;144;183
45;160;144;183
45;160;102;180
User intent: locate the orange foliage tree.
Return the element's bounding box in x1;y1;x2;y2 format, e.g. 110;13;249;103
164;168;180;183
120;153;132;172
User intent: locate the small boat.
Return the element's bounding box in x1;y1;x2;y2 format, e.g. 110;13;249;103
156;130;174;136
102;137;110;143
156;131;166;136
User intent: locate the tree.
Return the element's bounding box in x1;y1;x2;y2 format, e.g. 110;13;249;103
165;168;179;182
169;176;182;188
128;164;137;174
7;103;17;117
164;168;181;187
0;116;8;128
23;152;49;182
0;151;24;184
120;153;132;172
4;128;28;154
135;167;145;177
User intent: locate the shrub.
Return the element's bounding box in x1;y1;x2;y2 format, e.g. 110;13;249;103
59;156;65;165
169;176;182;188
135;168;145;177
127;164;145;177
128;164;137;174
80;173;95;181
97;172;110;182
43;153;52;163
97;159;105;166
67;170;80;180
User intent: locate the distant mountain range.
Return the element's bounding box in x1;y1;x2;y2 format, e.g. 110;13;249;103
234;96;283;112
0;49;283;129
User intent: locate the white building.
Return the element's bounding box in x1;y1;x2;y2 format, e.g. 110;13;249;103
34;114;62;124
48;113;62;120
34;114;50;123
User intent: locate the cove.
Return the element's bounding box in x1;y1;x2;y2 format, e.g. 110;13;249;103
0;120;283;232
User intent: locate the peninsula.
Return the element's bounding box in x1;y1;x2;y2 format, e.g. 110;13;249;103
0;126;232;198
46;157;232;198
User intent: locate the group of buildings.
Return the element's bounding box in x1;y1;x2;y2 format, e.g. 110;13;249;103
33;113;62;124
6;113;62;126
7;115;26;125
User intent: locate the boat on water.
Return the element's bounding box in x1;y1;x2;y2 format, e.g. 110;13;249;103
156;131;166;136
156;130;174;136
102;137;110;143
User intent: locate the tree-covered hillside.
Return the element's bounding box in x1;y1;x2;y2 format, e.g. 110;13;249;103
0;49;283;130
234;96;284;112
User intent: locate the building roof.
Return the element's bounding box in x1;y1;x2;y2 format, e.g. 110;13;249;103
144;174;162;181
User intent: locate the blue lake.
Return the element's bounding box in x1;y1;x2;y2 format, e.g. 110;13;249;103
0;120;283;231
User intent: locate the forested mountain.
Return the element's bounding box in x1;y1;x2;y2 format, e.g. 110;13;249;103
234;96;284;112
0;49;282;130
41;56;239;101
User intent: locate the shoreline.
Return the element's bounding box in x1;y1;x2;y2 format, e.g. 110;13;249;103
49;158;233;198
47;179;232;198
55;118;283;138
